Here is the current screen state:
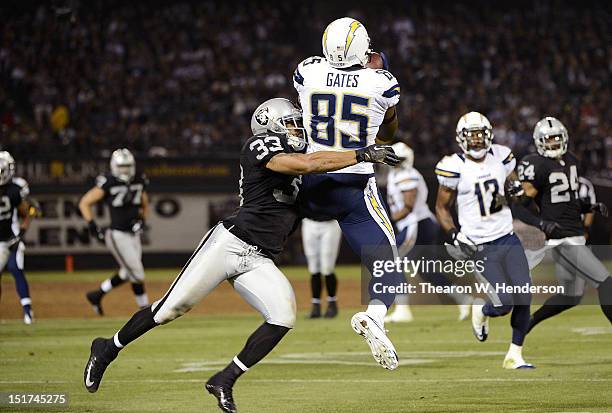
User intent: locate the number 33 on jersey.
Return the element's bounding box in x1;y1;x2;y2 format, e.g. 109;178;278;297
293;55;400;174
435;144;516;244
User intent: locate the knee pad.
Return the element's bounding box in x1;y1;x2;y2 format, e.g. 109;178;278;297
267;303;297;329
153;302;191;325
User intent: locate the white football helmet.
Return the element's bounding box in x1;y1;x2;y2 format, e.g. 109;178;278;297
322;17;371;69
0;151;15;185
250;98;306;152
110;148;136;182
456;112;494;160
533;116;568;159
391;142;414;169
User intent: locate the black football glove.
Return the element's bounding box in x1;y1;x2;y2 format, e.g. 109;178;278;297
88;220;105;242
356;145;400;166
591;202;608;218
505;180;524;198
7;229;25;253
448;228;478;258
539;220;561;238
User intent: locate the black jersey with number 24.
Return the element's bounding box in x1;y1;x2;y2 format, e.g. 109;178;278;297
518;152;583;238
96;174;148;232
223;132;301;260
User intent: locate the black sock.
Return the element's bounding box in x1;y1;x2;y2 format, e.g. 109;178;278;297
99;274;125;295
527;294;581;333
311;273;322;303
113;305;158;350
131;282;145;295
324;273;337;300
597;278;612;324
215;322;290;387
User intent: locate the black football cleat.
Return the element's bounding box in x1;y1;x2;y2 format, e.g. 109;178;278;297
308;303;321;319
205;378;237;413
86;290;105;316
84;337;117;393
324;301;338;318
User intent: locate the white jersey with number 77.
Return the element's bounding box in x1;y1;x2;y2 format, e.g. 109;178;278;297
293;55;400;174
435;144;516;244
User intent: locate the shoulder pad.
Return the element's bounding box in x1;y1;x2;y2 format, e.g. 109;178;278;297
491;144;514;165
435;154;462;178
12;177;29;188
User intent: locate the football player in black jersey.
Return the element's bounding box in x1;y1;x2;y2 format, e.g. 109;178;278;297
0;151;35;324
512;116;611;330
83;98;400;413
79;149;150;315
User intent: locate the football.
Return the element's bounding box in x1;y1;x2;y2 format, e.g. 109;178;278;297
366;51;384;69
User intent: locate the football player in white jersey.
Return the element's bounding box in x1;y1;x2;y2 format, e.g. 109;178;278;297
293;17;402;370
386;143;473;323
301;217;342;318
435;112;534;369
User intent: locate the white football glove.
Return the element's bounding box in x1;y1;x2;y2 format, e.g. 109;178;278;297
449;229;478;257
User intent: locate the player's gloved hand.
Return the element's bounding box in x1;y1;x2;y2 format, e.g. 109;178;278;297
449;228;478;257
539;220;561;238
505;180;524;198
88;220;105;242
356;145;400;166
7;229;25;253
131;219;146;234
591;202;608;218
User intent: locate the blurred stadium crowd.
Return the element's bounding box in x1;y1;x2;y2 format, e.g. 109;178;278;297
0;1;610;176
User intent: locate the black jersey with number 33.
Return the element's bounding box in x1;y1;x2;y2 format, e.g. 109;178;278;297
223;132;301;260
518;152;583;238
96;174;148;232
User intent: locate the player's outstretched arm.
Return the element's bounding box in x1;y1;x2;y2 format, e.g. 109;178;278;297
376;106;398;145
266;145;400;175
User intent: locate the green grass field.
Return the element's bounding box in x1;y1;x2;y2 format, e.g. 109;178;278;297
1;266;611;412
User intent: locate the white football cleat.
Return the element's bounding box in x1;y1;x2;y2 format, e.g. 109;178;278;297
23;310;34;325
503;355;535;370
351;312;399;370
457;303;471;321
384;305;414;323
471;298;488;341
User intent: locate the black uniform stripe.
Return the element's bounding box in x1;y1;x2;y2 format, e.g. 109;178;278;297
556;249;601;284
108;231;138;282
152;224;218;316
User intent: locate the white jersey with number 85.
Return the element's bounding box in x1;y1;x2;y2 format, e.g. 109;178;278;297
293;56;400;174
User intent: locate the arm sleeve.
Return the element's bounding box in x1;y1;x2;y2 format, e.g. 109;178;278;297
435;156;461;190
511;197;541;227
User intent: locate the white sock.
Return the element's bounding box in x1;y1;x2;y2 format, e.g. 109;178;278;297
135;293;149;308
113;333;124;349
394;293;409;305
366;299;388;324
508;343;523;358
101;279;113;293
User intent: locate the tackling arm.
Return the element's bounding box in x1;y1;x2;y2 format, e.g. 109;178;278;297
392;188;416;222
376;106;398;145
266;151;358;175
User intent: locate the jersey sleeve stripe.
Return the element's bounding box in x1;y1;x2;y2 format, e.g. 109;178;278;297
293;68;305;85
435;168;460;178
382;84;400;98
502;152;514;165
